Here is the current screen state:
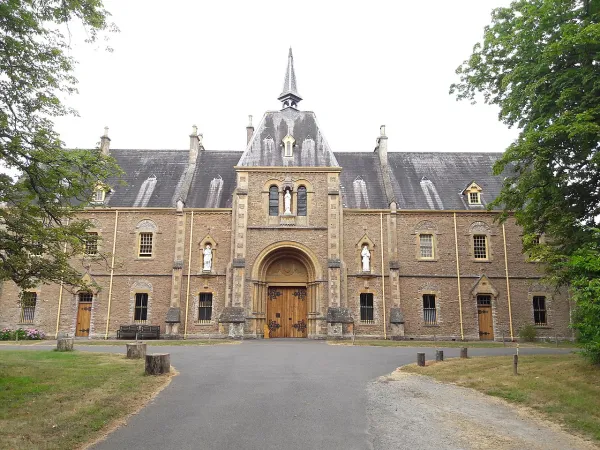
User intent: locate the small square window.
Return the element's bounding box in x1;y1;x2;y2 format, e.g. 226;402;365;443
139;233;153;257
419;234;434;258
84;232;98;256
469;192;481;204
473;235;488;259
360;293;374;323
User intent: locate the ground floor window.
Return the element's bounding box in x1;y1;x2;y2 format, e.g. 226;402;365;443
134;293;148;322
20;292;37;324
533;296;547;325
360;293;374;323
477;294;492;306
422;294;437;325
198;293;213;323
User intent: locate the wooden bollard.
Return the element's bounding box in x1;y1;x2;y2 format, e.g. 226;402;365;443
460;347;468;359
145;353;170;375
126;342;147;359
513;354;518;375
56;338;74;352
436;350;444;362
417;352;426;367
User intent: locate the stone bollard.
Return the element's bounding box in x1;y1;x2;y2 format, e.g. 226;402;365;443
57;338;74;352
460;347;468;359
513;354;518;375
417;352;426;367
436;350;444;362
126;342;147;359
145;353;170;375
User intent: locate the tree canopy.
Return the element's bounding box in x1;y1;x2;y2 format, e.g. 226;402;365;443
0;1;121;290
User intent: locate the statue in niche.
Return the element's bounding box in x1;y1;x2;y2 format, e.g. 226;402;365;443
284;188;292;215
203;244;213;271
361;244;371;272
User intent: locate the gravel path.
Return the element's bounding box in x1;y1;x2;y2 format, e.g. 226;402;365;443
367;370;597;450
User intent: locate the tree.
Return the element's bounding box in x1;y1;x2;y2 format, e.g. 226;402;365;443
450;0;600;361
0;1;121;290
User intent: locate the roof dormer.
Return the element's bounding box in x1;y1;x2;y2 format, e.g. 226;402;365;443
462;181;483;206
282;134;295;157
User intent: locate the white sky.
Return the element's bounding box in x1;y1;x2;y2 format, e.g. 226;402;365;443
54;0;517;153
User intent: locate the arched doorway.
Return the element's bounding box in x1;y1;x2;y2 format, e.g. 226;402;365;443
251;242;322;338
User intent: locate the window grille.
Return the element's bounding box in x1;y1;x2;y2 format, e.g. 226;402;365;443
297;186;307;216
79;292;93;303
269;186;279;216
419;234;433;258
473;235;488;259
469;192;480;204
85;232;98;255
423;294;437;325
139;232;153;257
20;292;36;324
360;293;374;323
134;293;148;322
477;294;491;306
533;296;547;325
198;293;213;324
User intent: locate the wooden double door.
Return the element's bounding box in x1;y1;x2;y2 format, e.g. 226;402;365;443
267;286;307;338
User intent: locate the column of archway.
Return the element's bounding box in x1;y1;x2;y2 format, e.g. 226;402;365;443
251;281;268;336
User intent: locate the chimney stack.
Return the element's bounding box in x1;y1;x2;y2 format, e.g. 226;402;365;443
100;126;111;155
246;115;254;145
375;125;388;167
189;125;201;163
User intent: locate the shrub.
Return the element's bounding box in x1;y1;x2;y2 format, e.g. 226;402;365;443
0;328;46;340
519;324;537;342
0;328;12;341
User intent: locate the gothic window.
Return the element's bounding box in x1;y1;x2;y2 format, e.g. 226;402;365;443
20;292;37;324
269;185;279;216
419;234;434;259
533;296;547;325
138;232;153;257
134;293;148;322
198;293;213;323
423;294;437;325
84;232;99;256
360;293;374;323
473;235;488;259
297;186;307;216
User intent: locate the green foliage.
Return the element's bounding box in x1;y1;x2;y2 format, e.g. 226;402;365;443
0;328;45;340
451;0;600;363
0;1;122;289
519;324;538;342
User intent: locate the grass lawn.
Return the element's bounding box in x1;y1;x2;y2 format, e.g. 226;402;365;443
402;353;600;442
75;339;239;346
0;351;172;450
331;339;577;348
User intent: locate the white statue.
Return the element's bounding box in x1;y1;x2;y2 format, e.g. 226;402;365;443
284;189;292;215
203;244;213;271
361;244;370;272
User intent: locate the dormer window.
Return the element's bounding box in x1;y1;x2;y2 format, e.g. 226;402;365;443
463;182;483;205
283;134;295;157
469;192;480;204
92;186;106;203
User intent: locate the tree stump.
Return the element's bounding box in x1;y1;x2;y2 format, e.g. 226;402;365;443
126;343;147;359
145;353;170;375
417;352;425;367
436;350;444;362
57;338;74;352
460;347;468;359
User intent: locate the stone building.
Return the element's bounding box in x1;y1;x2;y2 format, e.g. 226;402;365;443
0;50;572;341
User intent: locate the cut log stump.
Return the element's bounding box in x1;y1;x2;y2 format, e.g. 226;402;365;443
417;352;425;367
460;347;468;359
436;350;444;362
145;353;170;375
57;338;74;352
126;343;147;359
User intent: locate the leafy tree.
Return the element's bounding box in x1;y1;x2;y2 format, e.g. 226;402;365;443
450;0;600;361
0;1;121;290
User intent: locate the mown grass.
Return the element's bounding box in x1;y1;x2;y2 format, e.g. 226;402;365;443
331;339;577;348
402;353;600;442
74;339;238;346
0;351;172;450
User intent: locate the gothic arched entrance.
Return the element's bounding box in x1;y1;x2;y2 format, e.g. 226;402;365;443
251;242;322;338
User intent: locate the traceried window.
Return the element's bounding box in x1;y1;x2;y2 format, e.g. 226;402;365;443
198;293;213;323
469;192;481;204
533;296;547;325
360;293;374;323
419;234;434;258
297;186;307;216
138;232;153;257
269;186;279;216
423;294;437;325
84;232;99;256
134;293;148;322
20;292;37;324
473;235;488;259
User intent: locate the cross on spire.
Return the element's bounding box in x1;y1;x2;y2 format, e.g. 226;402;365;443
278;47;302;109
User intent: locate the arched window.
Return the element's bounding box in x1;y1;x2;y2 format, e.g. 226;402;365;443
297;186;307;216
269;186;279;216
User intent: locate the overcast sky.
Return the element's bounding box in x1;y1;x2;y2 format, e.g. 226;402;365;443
54;0;517;154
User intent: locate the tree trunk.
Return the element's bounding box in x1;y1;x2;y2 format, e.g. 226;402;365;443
126;343;147;359
145;353;170;375
57;338;74;351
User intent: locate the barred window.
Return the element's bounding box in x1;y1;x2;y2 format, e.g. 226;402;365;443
360;293;374;323
85;232;98;255
473;235;488;259
419;234;433;258
139;232;153;257
269;186;279;216
79;292;93;303
297;186;307;216
20;292;37;324
134;293;148;322
423;294;437;325
198;293;213;323
477;294;491;306
533;296;547;325
469;192;481;204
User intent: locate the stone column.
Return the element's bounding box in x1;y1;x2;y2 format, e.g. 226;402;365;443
166;210;186;336
388;203;405;337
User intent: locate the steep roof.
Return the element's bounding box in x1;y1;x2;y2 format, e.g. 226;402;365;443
335;152;388;209
185;151;242;208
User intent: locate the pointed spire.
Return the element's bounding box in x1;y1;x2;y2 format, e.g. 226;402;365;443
278;47;302;109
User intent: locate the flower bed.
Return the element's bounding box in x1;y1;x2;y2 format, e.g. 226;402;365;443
0;328;46;340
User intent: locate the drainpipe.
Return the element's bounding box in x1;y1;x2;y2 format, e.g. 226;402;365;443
104;210;119;339
453;213;465;340
502;223;514;340
184;211;194;338
380;213;387;339
54;219;69;339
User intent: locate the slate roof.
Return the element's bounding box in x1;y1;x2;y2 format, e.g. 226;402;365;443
185;151;242;208
335;152;388;209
